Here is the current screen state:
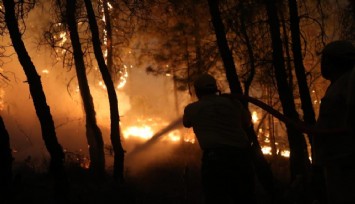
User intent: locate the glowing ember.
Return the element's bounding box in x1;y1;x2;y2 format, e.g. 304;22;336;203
116;65;128;89
183;137;195;143
75;86;80;93
280;150;290;157
252;111;259;123
182;129;196;144
98;81;107;89
165;130;181;142
261;144;291;158
261;146;272;155
261;147;291;158
58;32;67;47
107;2;113;10
117;77;127;89
80;158;90;169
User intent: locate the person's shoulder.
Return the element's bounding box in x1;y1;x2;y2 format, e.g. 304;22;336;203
184;101;200;110
219;93;233;99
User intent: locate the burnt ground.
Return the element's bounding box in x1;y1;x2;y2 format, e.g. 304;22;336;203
0;143;297;204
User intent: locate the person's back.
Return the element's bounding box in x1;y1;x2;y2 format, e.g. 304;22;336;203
314;40;355;204
314;70;353;164
183;74;255;204
184;94;250;150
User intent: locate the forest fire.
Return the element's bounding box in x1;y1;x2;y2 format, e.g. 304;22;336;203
0;0;353;202
261;146;290;157
122;117;195;144
120;112;288;158
252;110;290;158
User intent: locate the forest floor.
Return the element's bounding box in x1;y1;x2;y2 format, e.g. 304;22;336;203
0;143;301;204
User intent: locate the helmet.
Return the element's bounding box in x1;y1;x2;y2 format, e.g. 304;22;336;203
321;40;355;80
321;40;355;61
194;74;218;98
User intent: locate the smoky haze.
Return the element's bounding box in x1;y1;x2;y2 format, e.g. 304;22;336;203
0;4;193;174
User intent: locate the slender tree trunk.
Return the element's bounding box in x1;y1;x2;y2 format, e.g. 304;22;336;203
0;116;13;194
239;3;278;198
288;2;322;200
103;0;114;81
207;0;276;196
84;0;125;182
239;2;255;99
288;0;317;132
66;0;105;178
207;0;242;93
3;0;65;179
264;0;310;185
279;11;294;89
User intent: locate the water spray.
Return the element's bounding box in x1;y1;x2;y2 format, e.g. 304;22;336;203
125;117;183;159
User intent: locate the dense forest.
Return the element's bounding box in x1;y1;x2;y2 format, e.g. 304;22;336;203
0;0;354;203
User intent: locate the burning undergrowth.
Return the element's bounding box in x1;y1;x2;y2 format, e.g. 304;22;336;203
120;116;199;177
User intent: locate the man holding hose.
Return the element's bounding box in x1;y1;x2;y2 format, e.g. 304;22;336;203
183;74;256;204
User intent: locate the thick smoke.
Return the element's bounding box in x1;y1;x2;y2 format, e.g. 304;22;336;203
0;3;195;174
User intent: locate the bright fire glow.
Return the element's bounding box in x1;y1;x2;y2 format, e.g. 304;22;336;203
280;150;290;157
117;77;127;89
58;32;67;47
262;146;290;158
107;2;113;10
252;111;258;123
123;125;154;140
164;130;181;142
122;118;194;144
261;146;272;155
99;81;107;90
116;65;128;89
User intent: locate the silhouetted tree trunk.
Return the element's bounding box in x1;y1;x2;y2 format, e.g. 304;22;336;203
288;0;316;133
3;0;65;179
207;0;276;197
66;0;105;178
192;0;203;74
264;0;310;190
288;2;323;201
207;0;242;94
0;116;13;194
102;0;114;81
239;3;279;198
84;0;125;182
279;10;294;89
239;2;255;99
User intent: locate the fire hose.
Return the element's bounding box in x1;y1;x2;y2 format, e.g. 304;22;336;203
232;93;346;135
127;94;347;157
125;118;183;158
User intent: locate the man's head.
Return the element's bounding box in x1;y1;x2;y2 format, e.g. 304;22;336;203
194;74;218;99
321;40;355;81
